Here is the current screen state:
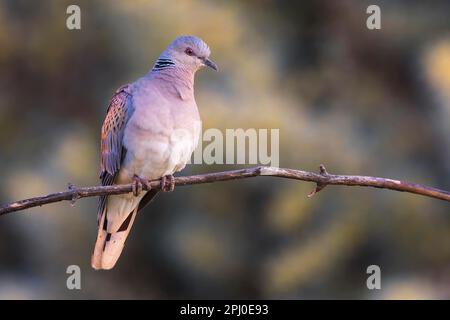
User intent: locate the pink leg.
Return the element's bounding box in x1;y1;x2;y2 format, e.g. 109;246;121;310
132;175;150;197
160;174;175;192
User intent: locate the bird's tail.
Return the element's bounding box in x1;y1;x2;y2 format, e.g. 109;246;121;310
91;203;138;270
91;190;159;270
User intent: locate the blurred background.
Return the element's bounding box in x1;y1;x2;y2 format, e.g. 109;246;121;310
0;0;449;299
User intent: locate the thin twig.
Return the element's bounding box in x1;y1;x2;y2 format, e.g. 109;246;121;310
0;165;449;216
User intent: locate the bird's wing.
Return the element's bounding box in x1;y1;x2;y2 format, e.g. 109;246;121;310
98;84;133;224
100;84;133;175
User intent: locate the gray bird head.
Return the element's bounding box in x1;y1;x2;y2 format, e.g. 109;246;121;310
157;35;218;72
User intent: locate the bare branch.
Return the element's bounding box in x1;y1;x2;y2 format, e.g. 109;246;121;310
0;165;449;216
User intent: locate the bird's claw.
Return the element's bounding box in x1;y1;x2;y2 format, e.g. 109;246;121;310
132;175;150;197
160;175;175;192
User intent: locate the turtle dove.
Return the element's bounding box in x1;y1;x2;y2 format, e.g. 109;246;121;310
92;35;217;270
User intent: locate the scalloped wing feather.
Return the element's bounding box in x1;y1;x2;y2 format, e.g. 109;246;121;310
100;84;133;176
97;84;133;224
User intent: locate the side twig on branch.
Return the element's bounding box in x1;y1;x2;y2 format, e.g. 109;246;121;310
0;165;449;216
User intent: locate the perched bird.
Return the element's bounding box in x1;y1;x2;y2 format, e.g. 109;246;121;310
92;36;218;270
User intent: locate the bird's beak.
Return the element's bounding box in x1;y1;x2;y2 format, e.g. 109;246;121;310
203;58;218;71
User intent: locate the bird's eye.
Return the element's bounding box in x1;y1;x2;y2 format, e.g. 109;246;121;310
185;48;194;56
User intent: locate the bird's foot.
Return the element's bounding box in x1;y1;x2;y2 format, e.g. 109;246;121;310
132;175;150;197
160;174;175;192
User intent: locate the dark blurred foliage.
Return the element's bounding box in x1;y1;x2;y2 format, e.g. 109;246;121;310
0;0;449;299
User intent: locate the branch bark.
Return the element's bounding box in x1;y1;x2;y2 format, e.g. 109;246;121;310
1;165;449;216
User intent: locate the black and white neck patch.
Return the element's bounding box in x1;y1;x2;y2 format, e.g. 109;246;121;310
152;58;175;71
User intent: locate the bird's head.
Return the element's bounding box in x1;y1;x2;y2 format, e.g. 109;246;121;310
157;35;218;72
